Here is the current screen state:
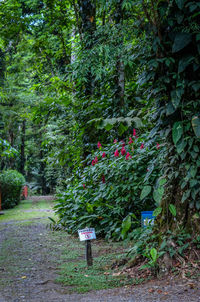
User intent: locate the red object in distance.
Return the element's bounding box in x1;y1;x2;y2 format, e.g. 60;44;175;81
22;186;28;199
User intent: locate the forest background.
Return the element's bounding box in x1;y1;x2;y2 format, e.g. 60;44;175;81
0;0;200;254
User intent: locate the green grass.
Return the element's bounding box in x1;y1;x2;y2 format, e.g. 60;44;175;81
57;257;128;293
56;239;141;293
0;199;56;222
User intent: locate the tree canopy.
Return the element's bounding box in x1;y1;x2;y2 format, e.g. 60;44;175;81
0;0;200;238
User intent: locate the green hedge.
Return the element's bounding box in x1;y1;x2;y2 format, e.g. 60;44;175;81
0;170;25;209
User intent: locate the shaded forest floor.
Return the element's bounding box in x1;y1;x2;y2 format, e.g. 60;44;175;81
0;197;199;302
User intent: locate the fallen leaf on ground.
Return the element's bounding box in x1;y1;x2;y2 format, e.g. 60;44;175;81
21;276;27;279
148;288;154;293
112;272;121;276
188;283;195;289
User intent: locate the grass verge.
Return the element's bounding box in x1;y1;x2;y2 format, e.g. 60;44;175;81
56;238;144;293
0;198;56;222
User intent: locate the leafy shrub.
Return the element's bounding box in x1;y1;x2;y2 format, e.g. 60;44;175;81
54;130;162;239
0;170;25;209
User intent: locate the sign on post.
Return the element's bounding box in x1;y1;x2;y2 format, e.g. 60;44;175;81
78;228;96;241
78;228;96;266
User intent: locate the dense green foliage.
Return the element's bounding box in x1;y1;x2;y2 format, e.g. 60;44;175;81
139;0;200;231
0;170;25;209
55;131;161;239
0;0;199;240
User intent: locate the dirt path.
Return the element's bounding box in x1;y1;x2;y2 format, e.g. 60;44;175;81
0;197;199;302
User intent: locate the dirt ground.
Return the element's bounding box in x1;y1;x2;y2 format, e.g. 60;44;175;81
0;197;199;302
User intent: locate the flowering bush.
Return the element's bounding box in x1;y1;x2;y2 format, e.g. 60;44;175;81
54;130;161;240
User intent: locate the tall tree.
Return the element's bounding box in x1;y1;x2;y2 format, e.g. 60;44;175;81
139;0;200;231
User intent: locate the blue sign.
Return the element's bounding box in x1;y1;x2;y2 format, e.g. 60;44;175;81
141;211;155;227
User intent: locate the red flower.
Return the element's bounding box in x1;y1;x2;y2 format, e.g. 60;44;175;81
94;156;98;163
121;147;126;155
126;152;130;160
83;184;86;189
156;143;160;150
97;141;102;149
140;143;144;149
133;128;136;137
102;175;105;183
114;149;119;157
102;152;106;158
114;139;117;143
92;160;95;166
128;137;133;144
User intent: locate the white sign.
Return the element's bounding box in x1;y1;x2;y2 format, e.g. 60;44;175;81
78;228;96;241
143;218;154;227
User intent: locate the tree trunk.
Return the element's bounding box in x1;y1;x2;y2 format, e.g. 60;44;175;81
19;120;26;175
78;0;96;96
113;0;125;112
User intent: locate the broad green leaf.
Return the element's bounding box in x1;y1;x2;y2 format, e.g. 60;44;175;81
153;187;164;204
190;166;197;178
104;123;114;131
153;207;162;217
172;122;183;145
171;90;181;109
193;145;199;152
172;33;192;53
159;178;167;186
176;139;187;154
166;102;176;116
144;164;154;182
181;190;191;203
192;83;200;92
118;122;128;136
150;248;158;262
169;204;176;216
178;55;194;73
140;185;152;200
192;116;200;138
121;215;131;236
175;0;185;9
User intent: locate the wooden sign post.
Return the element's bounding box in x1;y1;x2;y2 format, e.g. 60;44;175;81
85;240;93;266
78;228;96;267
